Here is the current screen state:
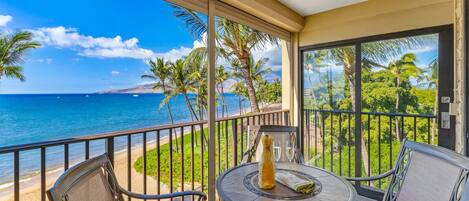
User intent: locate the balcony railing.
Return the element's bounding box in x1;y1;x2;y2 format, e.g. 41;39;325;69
0;110;289;201
303;109;437;192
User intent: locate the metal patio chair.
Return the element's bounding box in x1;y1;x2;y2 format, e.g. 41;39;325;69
241;125;304;164
47;154;207;201
345;139;469;201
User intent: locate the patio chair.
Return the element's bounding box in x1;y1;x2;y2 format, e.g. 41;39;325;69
47;154;207;201
241;125;304;164
345;139;469;201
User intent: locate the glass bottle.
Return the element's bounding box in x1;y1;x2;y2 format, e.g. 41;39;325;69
258;134;275;189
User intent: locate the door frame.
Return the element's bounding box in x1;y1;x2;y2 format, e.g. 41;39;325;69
465;0;469;156
298;24;455;176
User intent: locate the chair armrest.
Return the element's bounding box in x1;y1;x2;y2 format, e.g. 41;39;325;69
343;169;395;182
119;187;207;201
241;149;255;164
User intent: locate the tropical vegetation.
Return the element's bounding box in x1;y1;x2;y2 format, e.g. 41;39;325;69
303;34;439;188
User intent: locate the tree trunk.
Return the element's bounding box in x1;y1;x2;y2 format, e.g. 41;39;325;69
344;62;370;178
238;96;242;115
431;84;438;144
307;73;320;107
348;76;356;111
218;85;227;117
238;57;261;113
395;77;402;141
162;83;179;151
166;102;179;152
183;93;199;121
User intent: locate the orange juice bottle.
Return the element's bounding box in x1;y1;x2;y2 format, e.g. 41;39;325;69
258;134;275;189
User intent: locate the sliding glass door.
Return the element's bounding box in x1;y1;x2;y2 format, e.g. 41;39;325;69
300;25;453;190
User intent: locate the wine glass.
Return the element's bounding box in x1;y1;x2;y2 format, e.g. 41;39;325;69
286;137;295;162
273;140;281;162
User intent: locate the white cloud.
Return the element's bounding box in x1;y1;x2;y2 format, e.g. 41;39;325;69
0;15;12;27
29;26;282;76
252;42;282;72
37;58;53;64
138;81;156;86
408;45;437;54
30;26;194;61
111;71;121;76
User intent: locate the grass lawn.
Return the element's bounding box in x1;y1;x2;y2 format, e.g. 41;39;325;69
134;121;244;190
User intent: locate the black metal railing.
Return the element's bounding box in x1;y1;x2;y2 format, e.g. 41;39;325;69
303;109;437;190
0;110;289;201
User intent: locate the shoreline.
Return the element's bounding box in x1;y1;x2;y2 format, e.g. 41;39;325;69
0;103;281;201
0;134;172;201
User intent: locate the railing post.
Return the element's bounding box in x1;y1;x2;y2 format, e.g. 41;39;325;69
106;137;114;166
283;111;289;126
40;147;46;201
14;151;19;201
64;143;69;170
232;119;238;167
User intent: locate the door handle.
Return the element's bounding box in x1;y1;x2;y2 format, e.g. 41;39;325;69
441;112;450;129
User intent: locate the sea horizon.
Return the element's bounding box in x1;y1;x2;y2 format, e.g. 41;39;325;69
0;93;250;186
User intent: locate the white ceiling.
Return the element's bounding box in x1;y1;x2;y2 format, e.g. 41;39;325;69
279;0;368;16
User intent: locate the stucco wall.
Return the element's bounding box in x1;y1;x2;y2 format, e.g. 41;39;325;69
300;0;454;46
454;0;466;154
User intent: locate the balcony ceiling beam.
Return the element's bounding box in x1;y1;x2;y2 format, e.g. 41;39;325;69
220;0;305;32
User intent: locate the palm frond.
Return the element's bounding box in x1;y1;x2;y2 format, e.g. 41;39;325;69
3;65;25;81
171;4;207;40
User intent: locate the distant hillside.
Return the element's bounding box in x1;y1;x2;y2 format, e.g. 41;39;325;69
97;84;163;94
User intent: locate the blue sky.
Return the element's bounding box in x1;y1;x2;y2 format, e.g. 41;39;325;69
0;0;282;94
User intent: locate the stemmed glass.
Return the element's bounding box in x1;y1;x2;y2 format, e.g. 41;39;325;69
273;140;282;162
286;136;295;162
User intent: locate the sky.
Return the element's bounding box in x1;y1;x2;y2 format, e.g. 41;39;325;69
303;34;439;89
0;0;282;94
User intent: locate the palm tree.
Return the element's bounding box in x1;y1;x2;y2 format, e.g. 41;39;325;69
303;51;327;108
0;31;40;81
388;53;421;141
168;58;200;121
230;54;273;108
186;47;208;119
215;65;229;117
142;57;180;151
142;58;175;123
171;5;277;113
426;57;438;144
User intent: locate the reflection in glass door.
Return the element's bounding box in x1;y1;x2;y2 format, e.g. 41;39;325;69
303;45;356;175
301;25;453;190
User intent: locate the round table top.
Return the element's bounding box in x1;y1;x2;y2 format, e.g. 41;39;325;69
216;163;357;201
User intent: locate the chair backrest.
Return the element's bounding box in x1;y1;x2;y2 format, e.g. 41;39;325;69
47;154;124;201
383;140;469;201
243;125;303;164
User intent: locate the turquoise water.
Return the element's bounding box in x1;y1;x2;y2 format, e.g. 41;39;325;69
0;93;248;186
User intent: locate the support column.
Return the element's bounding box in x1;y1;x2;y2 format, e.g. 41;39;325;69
454;0;466;154
207;0;217;199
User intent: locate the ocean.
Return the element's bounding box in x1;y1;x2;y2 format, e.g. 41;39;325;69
0;93;248;187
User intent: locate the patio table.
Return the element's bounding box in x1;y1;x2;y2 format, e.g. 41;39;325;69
216;163;357;201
